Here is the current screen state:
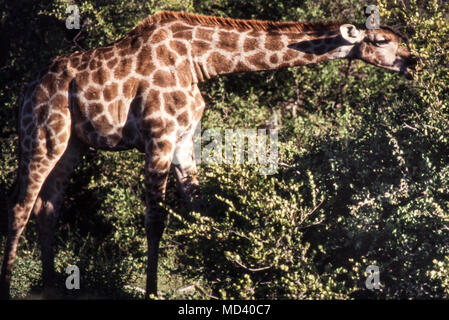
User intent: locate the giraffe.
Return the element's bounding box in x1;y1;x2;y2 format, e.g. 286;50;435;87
0;11;416;299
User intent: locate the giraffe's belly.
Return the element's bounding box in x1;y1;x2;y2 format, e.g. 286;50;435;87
74;122;144;151
71;97;144;151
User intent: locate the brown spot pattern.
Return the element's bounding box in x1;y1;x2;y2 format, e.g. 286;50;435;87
89;59;102;70
269;54;279;64
127;37;142;55
136;46;155;76
114;59;132;79
196;28;214;41
234;61;251;72
95;115;114;132
108;100;125;124
81;51;92;63
248;30;261;37
265;36;283;51
208;52;232;75
217;31;239;52
147;118;175;138
151;29;168;44
87;103;104;118
137;80;150;95
122;77;138;98
156;45;178;66
51;94;68;109
244;38;259;52
153;70;176;87
174;30;193;40
170;40;188;56
70;56;80;68
192;40;211;57
75;71;89;88
163;91;187;115
170;23;188;34
144;117;163;133
35;105;49;126
144;90;161;115
47;112;65;133
157;140;173;154
117;37;132;50
34;87;49;105
176;111;189;126
107;58;118;69
247;52;270;70
57;70;72;91
282;50;300;61
41;74;57;97
103;83;118;102
96;46;113;55
104;51;114;60
177;60;192;87
92;67;110;85
303;53;314;61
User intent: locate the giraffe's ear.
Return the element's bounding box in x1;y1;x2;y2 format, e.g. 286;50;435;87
340;24;363;44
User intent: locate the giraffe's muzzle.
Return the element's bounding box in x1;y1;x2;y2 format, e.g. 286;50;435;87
401;55;418;80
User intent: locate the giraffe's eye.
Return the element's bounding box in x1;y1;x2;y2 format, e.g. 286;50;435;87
374;39;390;46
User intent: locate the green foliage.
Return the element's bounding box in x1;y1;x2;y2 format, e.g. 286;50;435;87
0;0;448;299
169;165;347;299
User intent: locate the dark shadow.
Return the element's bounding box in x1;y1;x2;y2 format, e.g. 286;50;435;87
288;36;343;55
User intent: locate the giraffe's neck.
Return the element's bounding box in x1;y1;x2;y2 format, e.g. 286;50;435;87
127;12;351;82
188;25;349;81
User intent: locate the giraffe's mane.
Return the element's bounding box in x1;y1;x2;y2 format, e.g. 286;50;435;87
130;11;345;35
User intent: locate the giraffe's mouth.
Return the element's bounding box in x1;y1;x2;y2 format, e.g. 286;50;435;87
385;55;417;79
363;53;417;79
400;55;418;80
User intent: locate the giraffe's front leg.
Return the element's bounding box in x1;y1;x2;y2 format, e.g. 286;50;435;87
144;139;174;297
172;132;201;212
172;85;205;213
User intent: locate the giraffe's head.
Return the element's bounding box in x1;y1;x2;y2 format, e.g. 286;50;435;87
340;24;417;79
